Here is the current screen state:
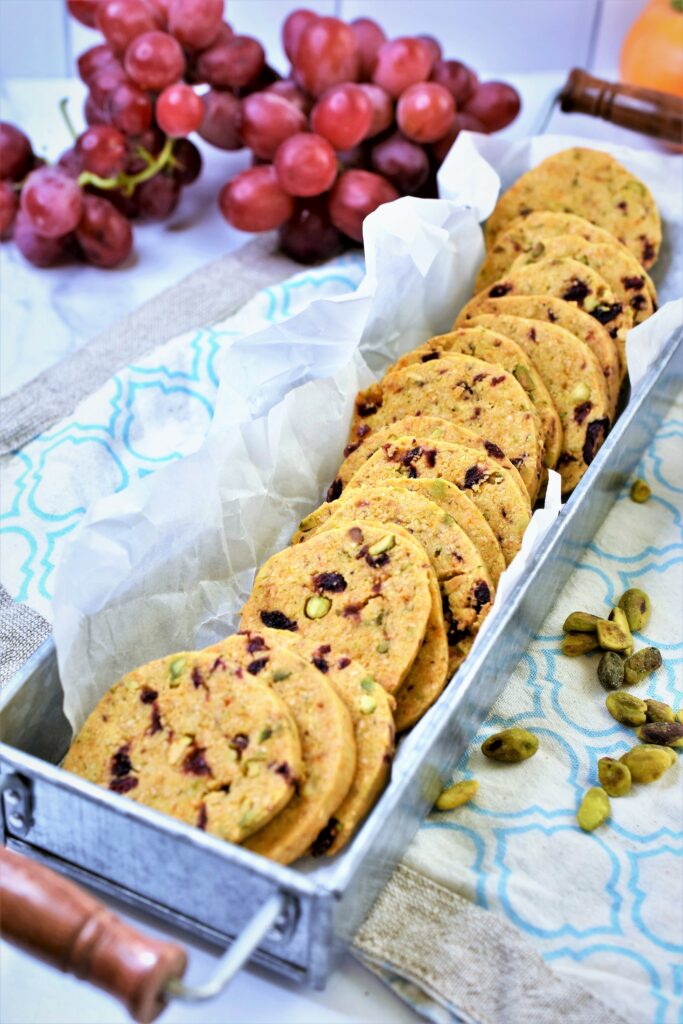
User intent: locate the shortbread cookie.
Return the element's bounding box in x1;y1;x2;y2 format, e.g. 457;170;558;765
63;645;304;843
454;294;620;416
465;314;611;493
256;628;395;856
240;523;434;695
345;437;531;566
349;355;543;502
395;327;563;470
485;148;661;268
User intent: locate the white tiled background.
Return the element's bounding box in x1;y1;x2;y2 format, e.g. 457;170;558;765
1;0;644;79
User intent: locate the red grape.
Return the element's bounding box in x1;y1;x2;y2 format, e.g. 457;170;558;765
350;17;386;79
20;167;83;238
156;82;204;137
67;0;100;27
77;125;128;177
219;165;294;232
96;0;159;55
214;20;235;44
274;133;337;197
463;82;521;132
110;81;153;134
396;81;455;143
418;35;442;66
358;83;393;137
337;144;370;171
431;112;484;163
371;131;429;194
311;83;372;151
266;80;312;114
88;62;128;105
134;173;181;219
372;37;433;98
0;123;33;181
240;92;307;161
14;211;70;266
168;0;223;50
431;59;478;105
170;138;202;185
279;197;343;264
0;180;18;239
199;90;243;150
144;0;171;26
124;31;186;91
294;17;359;97
329;169;398;242
84;93;112;127
75;194;133;267
196;36;265;89
57;147;84;178
282;9;319;63
77;44;117;84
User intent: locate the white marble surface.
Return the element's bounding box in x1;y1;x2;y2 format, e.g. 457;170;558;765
0;64;666;1024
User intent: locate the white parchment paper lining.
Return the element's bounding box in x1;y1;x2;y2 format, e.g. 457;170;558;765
53;133;683;734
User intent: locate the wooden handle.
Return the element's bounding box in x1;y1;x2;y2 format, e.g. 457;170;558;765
559;68;683;144
0;846;187;1023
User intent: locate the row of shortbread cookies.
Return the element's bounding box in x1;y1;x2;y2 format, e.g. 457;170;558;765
63;148;660;866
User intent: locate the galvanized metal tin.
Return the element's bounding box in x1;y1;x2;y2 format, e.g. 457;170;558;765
2;326;681;989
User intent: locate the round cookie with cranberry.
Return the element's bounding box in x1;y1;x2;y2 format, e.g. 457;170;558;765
62;644;304;843
484;147;661;269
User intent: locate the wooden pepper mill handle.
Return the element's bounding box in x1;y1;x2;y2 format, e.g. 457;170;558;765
0;846;187;1023
559;68;683;144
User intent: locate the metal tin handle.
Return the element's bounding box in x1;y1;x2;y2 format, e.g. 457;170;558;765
0;841;294;1021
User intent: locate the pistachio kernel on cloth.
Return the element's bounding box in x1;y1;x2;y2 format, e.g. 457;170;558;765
620;744;675;783
577;787;610;832
597;651;625;691
623;647;662;685
608;607;633;655
481;728;538;763
435;779;479;811
645;699;675;724
630;478;652;503
598;757;632;797
596;619;631;652
562;611;599;633
606;690;647;726
562;633;600;657
618;588;652;632
637;721;683;748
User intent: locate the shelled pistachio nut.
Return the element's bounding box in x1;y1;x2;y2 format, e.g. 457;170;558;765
577;787;610;832
605;691;647;726
630;479;651;503
620;744;675;783
677;710;683;725
636;721;683;749
608;607;633;655
435;779;479;811
481;728;538;763
597;651;625;691
562;611;599;633
562;633;600;657
645;699;675;724
618;588;651;632
598;757;632;797
623;647;662;685
596;619;631;652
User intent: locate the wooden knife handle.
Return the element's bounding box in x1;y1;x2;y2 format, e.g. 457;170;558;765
0;846;187;1023
559;68;683;144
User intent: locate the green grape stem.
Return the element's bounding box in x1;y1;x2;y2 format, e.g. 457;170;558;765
77;136;176;197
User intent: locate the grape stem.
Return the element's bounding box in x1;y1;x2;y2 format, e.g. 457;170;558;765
59;97;78;142
77;136;175;197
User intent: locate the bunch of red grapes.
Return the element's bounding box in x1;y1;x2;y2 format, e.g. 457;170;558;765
0;0;520;269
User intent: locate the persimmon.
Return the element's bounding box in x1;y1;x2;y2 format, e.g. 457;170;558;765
620;0;683;98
